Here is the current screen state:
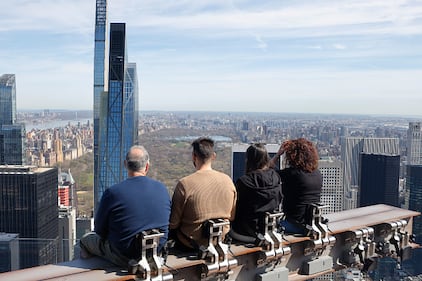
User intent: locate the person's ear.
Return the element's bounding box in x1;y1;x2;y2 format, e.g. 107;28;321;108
144;161;150;174
211;152;216;160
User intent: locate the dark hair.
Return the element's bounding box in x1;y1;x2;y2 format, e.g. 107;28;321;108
191;137;215;161
245;143;270;173
126;145;149;172
282;138;319;173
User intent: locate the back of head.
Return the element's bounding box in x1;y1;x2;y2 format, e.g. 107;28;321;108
191;137;215;161
283;138;319;172
126;145;149;172
245;143;270;173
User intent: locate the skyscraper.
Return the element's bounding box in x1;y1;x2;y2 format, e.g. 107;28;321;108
93;0;108;215
407;122;422;165
0;74;26;165
407;165;422;243
405;165;422;274
0;74;16;126
341;137;399;209
0;166;58;269
96;23;139;211
319;158;344;214
358;153;400;207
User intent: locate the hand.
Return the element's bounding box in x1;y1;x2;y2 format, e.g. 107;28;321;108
277;145;285;156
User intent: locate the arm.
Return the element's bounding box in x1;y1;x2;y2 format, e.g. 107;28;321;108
94;189;112;238
229;182;237;221
169;181;186;230
269;143;285;168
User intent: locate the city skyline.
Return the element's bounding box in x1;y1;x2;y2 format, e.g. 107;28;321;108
1;1;422;116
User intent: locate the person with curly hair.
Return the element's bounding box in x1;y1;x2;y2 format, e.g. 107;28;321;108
269;138;322;235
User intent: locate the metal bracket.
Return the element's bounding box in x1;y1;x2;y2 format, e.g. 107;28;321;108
129;229;173;281
374;219;409;259
339;227;375;267
300;204;335;275
261;212;291;261
304;203;336;256
199;219;237;279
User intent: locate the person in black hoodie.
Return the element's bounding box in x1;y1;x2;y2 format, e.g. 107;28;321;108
231;143;283;242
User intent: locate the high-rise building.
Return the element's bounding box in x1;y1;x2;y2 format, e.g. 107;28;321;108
406;165;422;274
0;125;26;165
0;74;26;166
96;23;139;212
407;122;422;165
0;166;58;269
358;153;400;207
341;137;399;209
58;171;75;207
407;165;422;243
231;143;280;183
319;158;344;214
54;139;63;163
58;206;76;263
0;74;16;126
93;0;108;214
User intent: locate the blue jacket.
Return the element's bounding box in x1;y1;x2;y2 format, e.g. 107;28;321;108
95;176;171;259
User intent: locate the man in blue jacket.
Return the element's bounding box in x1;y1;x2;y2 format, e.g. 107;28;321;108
80;145;171;267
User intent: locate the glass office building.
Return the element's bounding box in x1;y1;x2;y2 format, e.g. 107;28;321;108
0;74;16;126
97;23;139;210
0;74;26;165
358;153;400;207
0;125;26;165
93;0;108;214
0;166;58;269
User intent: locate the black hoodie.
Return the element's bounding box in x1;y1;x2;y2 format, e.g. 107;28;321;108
232;169;283;237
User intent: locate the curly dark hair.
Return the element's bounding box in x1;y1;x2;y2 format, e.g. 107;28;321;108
282;138;319;173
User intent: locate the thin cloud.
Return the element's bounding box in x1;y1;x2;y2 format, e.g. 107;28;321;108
333;44;346;50
255;35;268;51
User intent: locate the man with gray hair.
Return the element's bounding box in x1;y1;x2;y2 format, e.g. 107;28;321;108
80;145;171;267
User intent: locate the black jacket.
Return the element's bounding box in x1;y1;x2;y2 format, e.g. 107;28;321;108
278;168;322;225
232;169;282;237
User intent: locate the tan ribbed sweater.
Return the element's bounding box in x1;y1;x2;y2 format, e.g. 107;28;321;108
169;169;237;248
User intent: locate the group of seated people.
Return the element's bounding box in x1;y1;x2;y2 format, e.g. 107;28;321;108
80;137;322;268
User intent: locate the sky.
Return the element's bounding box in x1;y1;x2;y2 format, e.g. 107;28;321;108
1;0;422;116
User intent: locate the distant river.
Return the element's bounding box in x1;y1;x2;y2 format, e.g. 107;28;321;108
23;119;92;131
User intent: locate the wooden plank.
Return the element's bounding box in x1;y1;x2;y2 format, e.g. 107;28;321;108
326;204;420;234
43;270;134;281
0;258;118;281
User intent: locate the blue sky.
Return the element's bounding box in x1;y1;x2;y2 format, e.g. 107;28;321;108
1;0;422;116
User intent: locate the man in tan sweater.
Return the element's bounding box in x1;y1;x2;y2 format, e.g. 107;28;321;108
169;137;237;250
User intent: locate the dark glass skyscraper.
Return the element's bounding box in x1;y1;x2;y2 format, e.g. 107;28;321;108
407;165;422;243
405;165;422;274
97;23;139;210
358;153;400;207
93;0;108;214
0;74;26;165
0;74;16;126
0;125;26;165
0;166;58;269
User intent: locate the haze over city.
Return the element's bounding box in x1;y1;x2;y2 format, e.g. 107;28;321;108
1;0;422;116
